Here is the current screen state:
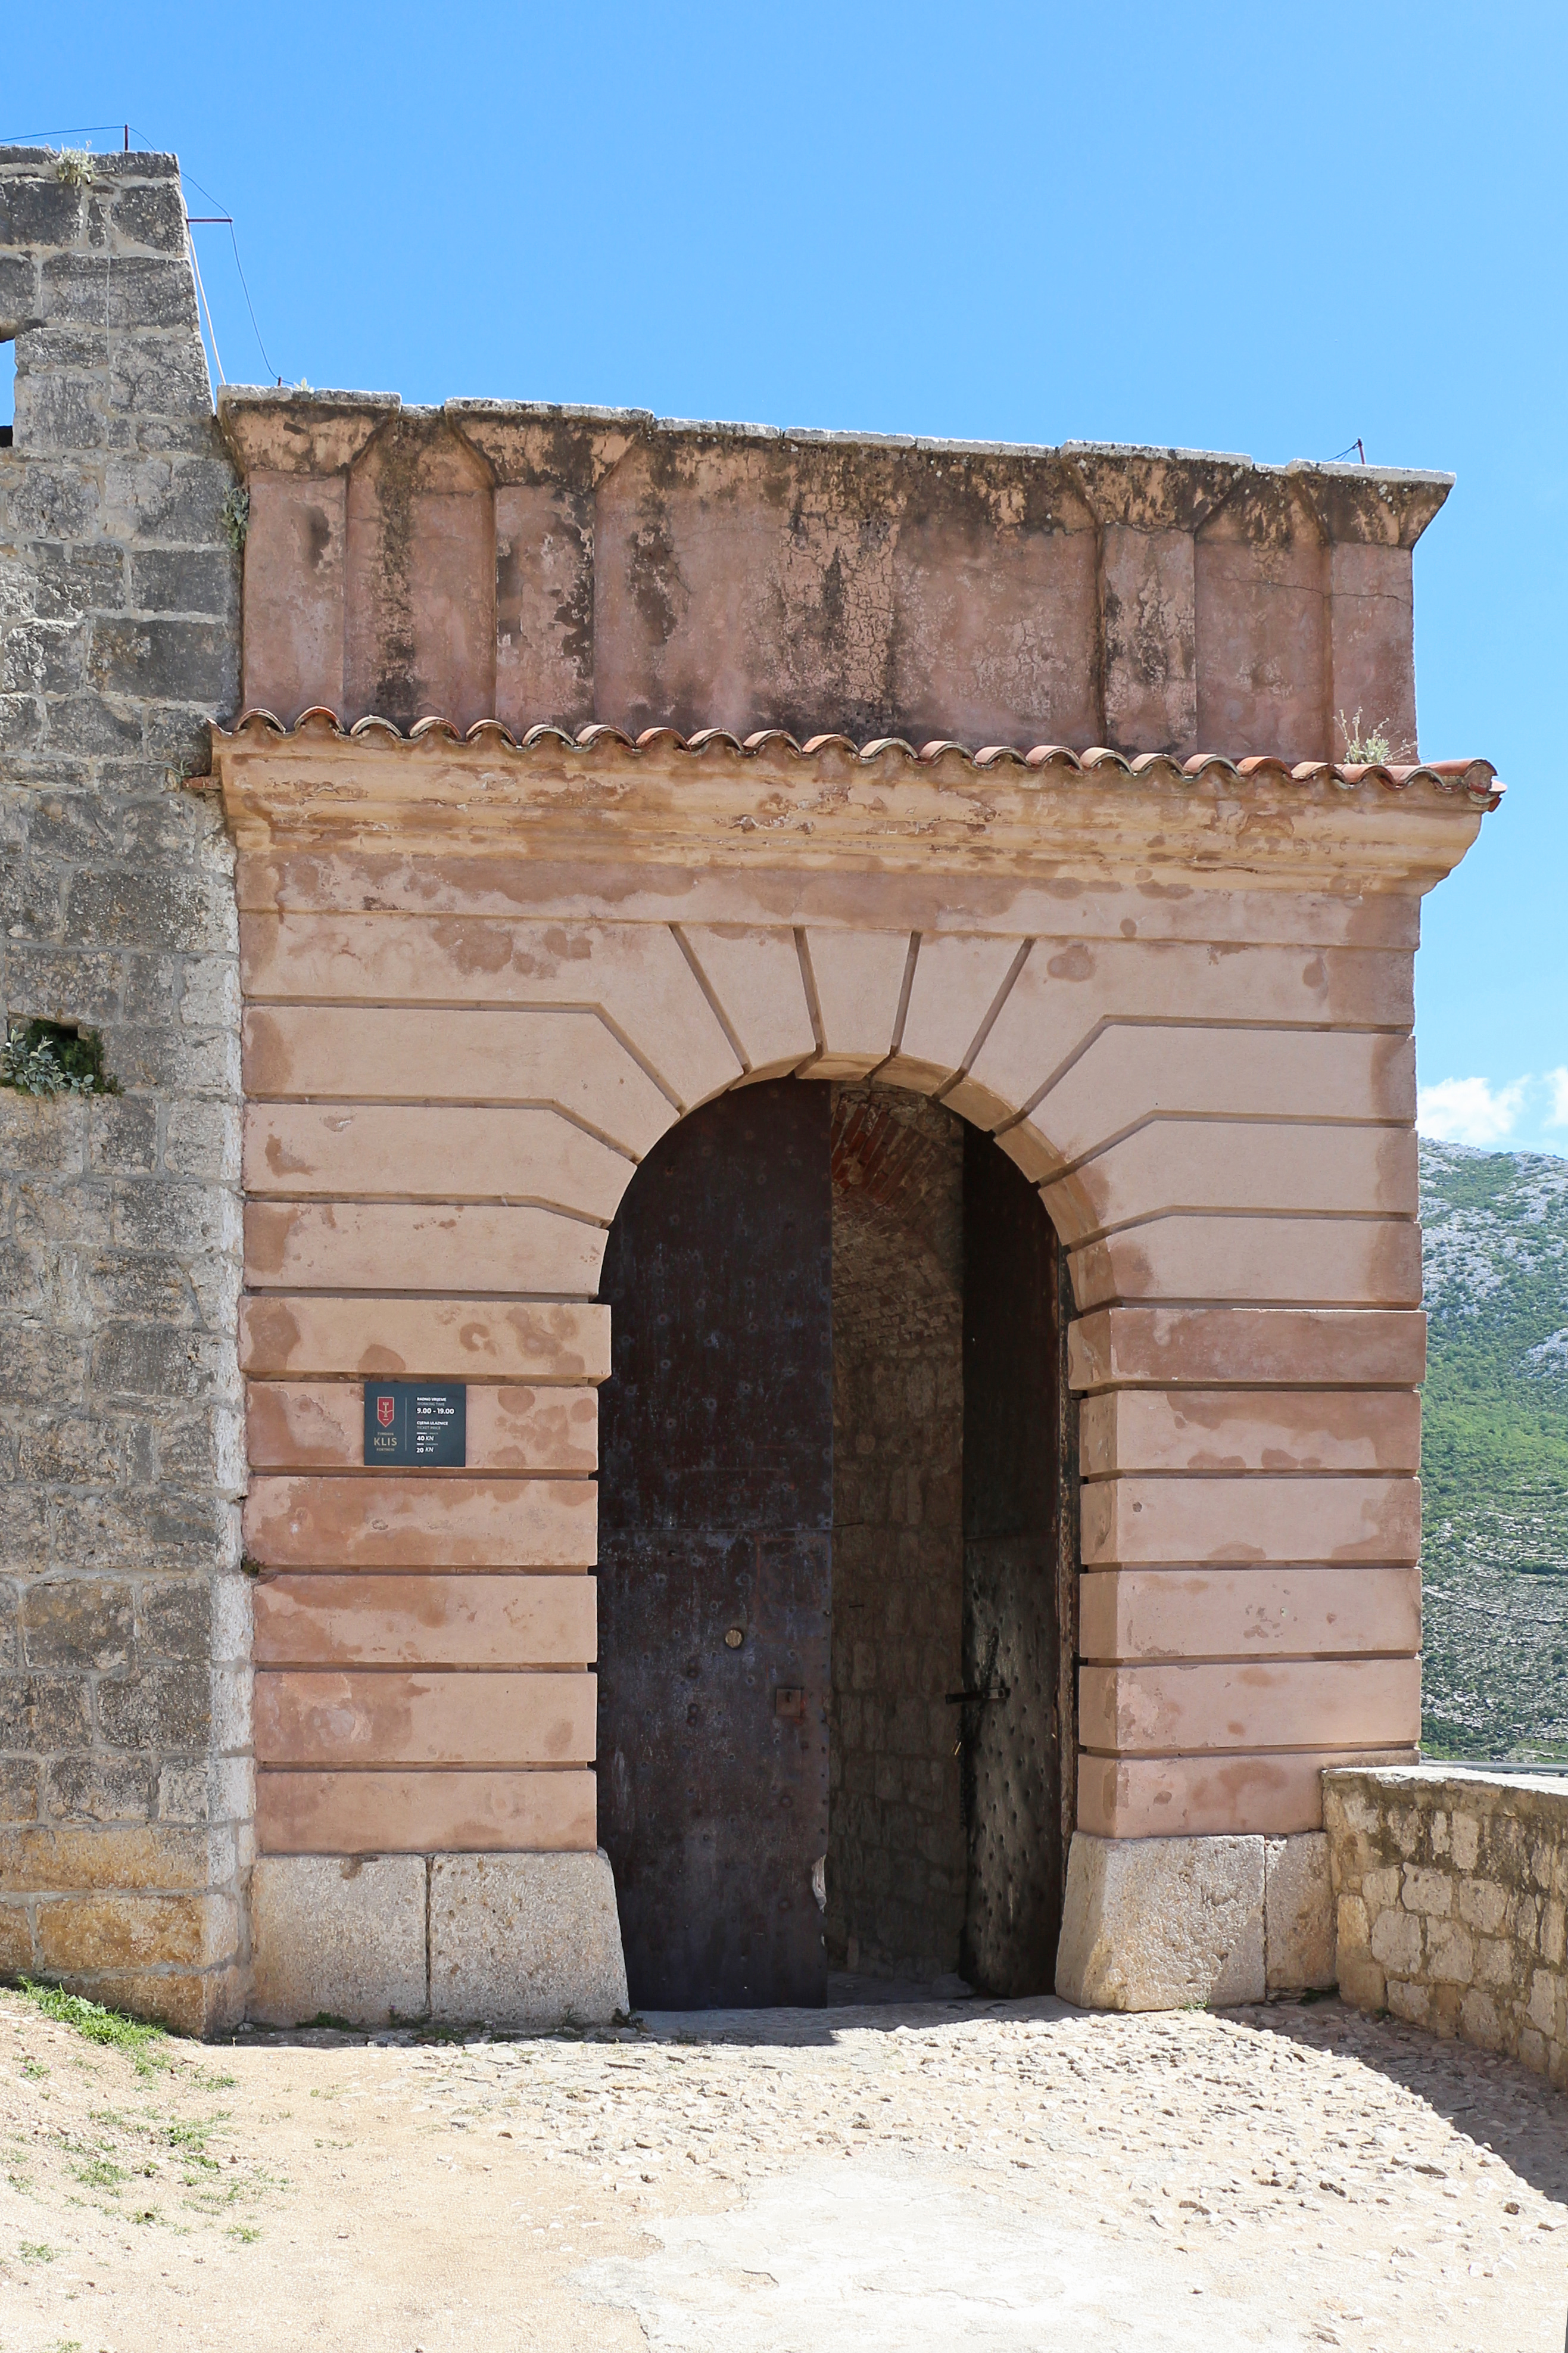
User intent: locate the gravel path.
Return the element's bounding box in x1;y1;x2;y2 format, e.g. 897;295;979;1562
2;1986;1564;2349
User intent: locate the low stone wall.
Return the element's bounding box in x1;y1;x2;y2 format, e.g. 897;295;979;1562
1326;1765;1567;2089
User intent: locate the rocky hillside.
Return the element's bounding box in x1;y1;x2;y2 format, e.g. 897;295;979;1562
1418;1139;1568;1760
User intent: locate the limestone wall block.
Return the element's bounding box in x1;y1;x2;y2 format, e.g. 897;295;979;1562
801;928;911;1081
242;1101;628;1223
677;925;817;1083
1336;1891;1370;1953
882;932;1025;1094
428;1851;628;2027
1528;1969;1557;2034
1402;1866;1454;1917
1426;1922;1475;1984
1336;1948;1385;2012
245;1381;598;1476
250;1854;426;2028
33;1888;238;1973
1459;1987;1503;2049
1264;1832;1335;1993
1370;1907;1423;1974
243;1198;607;1297
1386;1978;1430;2027
243;1473;596;1571
241;1003;677;1161
255;1765;596;1856
1055;1831;1265;2010
254;1667;594;1770
1457;1876;1507;1934
1475;1935;1517;1991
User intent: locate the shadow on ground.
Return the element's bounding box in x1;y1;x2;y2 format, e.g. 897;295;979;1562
1237;1994;1568;2208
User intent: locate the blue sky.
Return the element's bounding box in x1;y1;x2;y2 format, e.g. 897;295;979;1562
5;0;1565;1155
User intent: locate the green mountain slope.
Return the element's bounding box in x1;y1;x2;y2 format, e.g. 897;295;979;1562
1417;1139;1568;1760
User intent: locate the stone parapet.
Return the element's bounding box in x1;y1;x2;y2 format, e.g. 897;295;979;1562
1325;1766;1568;2089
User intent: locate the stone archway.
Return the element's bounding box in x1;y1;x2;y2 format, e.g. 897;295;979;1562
221;715;1469;2025
0;213;1503;2042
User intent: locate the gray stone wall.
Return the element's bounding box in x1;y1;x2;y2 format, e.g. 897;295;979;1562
0;147;247;2031
1327;1766;1568;2090
827;1085;967;1984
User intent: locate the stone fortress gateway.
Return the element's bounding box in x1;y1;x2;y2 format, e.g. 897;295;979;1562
0;146;1502;2030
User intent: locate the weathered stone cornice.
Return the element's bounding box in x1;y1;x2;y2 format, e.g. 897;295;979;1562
215;391;1453;547
211;711;1498;896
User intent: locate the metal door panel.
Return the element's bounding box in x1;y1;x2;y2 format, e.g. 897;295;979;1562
961;1121;1064;1996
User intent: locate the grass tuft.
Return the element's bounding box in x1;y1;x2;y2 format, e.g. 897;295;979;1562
18;1978;169;2074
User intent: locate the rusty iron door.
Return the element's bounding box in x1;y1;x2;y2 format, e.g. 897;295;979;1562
597;1080;833;2010
960;1123;1065;1996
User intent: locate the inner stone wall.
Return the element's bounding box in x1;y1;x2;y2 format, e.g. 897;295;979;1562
827;1084;965;1982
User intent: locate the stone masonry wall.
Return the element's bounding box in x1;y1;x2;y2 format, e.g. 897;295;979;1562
827;1084;966;1983
1326;1766;1567;2090
0;148;247;2031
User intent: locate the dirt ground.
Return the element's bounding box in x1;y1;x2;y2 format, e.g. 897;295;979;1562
1;1983;1565;2352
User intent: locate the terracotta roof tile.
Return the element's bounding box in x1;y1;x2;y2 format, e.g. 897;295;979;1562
220;708;1504;811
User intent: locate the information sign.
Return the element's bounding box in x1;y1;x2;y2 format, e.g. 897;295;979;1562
363;1381;467;1467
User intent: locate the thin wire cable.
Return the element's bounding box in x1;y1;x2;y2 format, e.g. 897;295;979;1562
225;223;278;381
128;128;280;382
186;229;226;386
0;124;127;144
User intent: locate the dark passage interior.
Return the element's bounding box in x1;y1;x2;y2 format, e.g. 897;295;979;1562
597;1077;1067;2010
827;1085;966;1985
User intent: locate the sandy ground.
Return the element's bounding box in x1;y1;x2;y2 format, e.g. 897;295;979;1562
1;1984;1564;2352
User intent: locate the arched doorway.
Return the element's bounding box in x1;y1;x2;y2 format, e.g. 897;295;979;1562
597;1078;1070;2010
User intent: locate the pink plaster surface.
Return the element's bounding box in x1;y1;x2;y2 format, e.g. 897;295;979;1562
219;396;1452;760
206;407;1491;1856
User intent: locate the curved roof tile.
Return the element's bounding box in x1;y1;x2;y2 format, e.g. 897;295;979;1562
220;708;1503;809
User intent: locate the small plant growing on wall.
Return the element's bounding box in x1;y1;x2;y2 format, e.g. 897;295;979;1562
1336;708;1411;765
220;485;250;553
53;147;95;188
1;1020;119;1097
